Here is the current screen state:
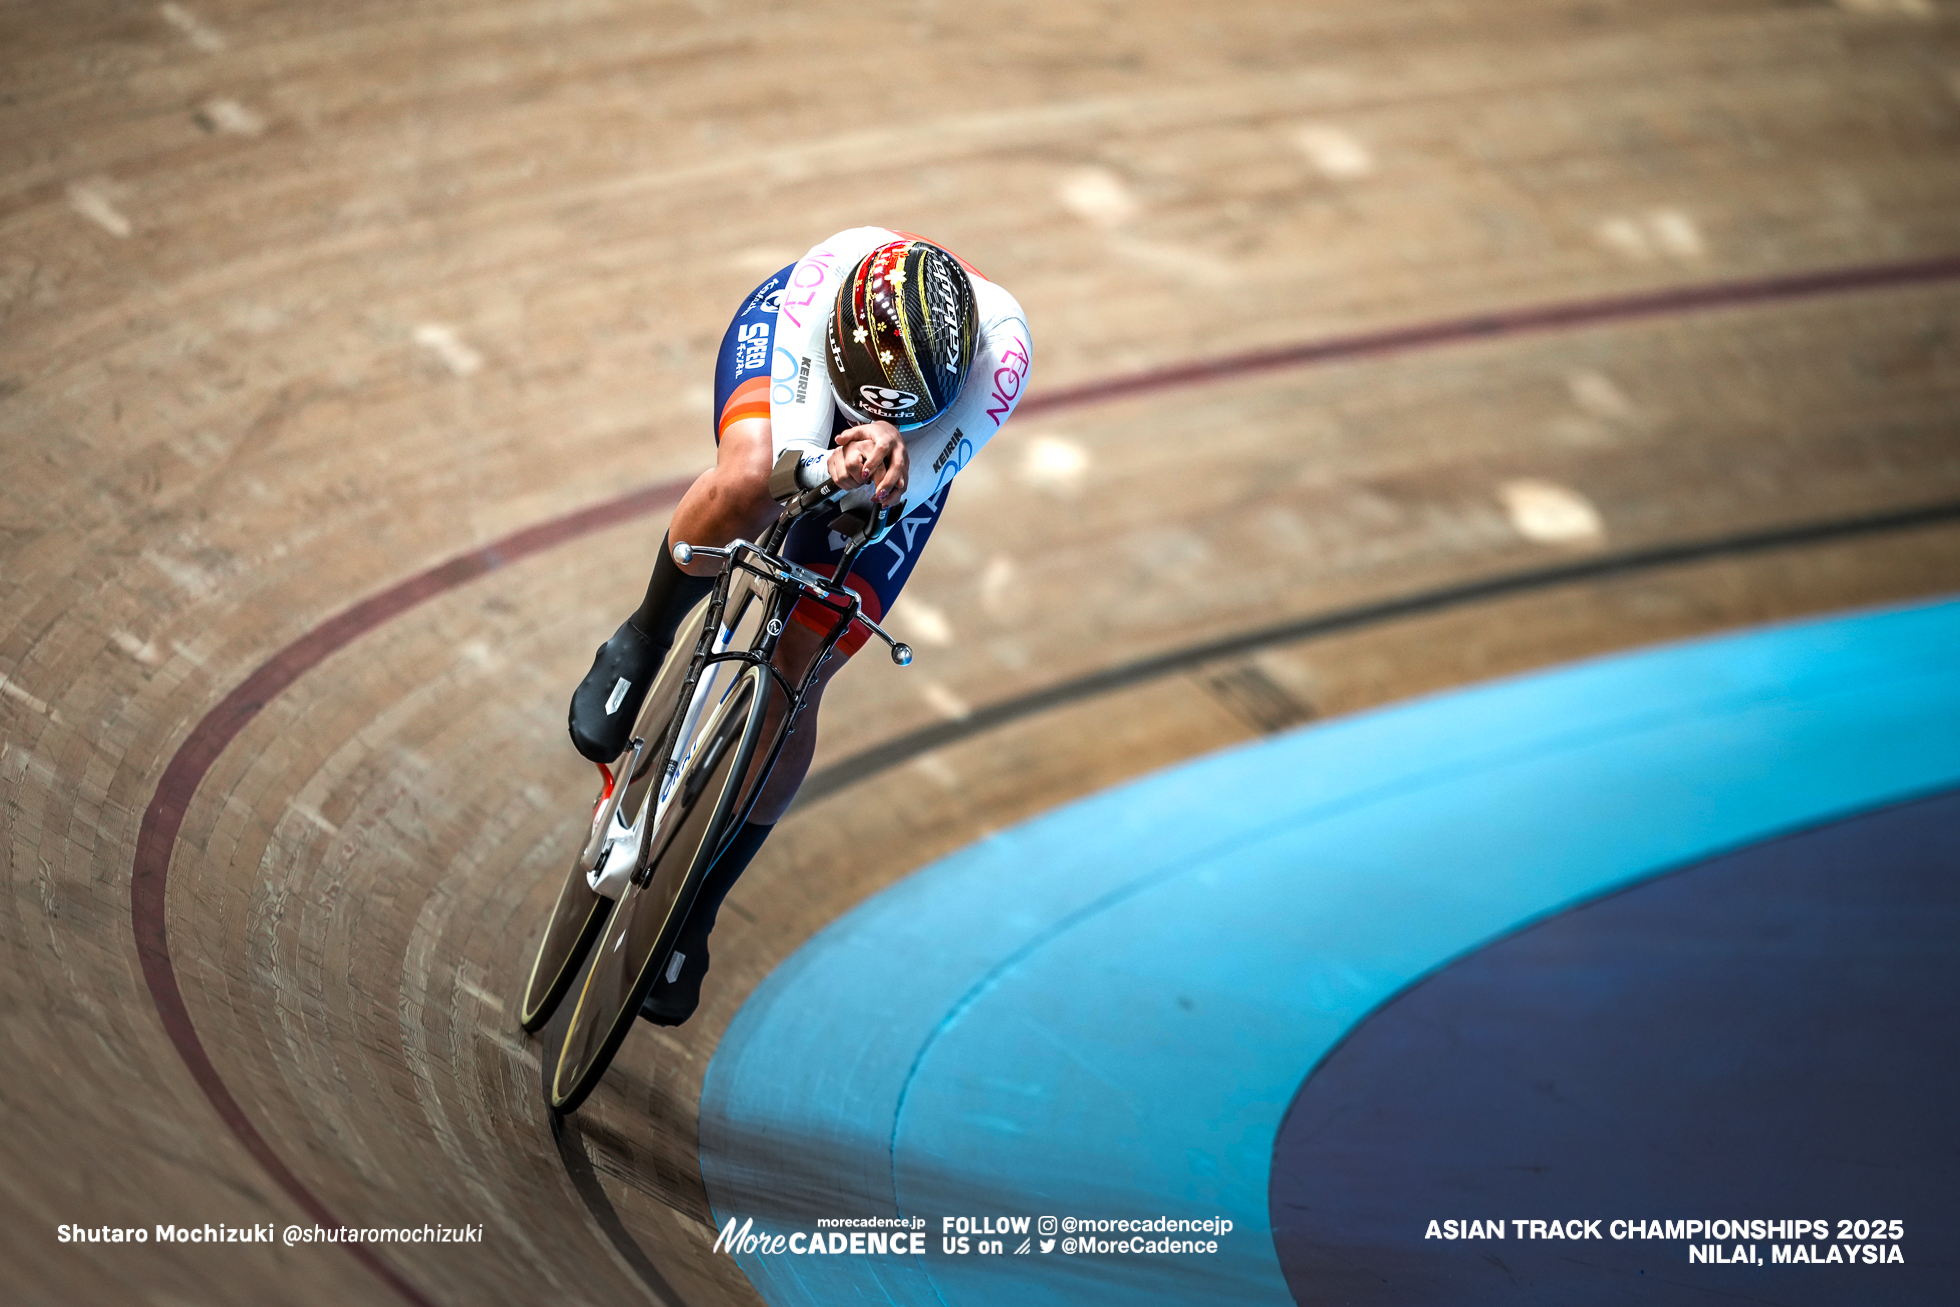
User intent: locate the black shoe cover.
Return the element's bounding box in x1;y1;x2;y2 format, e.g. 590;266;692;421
640;938;708;1026
568;618;664;763
636;820;770;1027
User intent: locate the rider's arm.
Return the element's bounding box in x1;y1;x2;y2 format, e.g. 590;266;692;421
890;278;1033;519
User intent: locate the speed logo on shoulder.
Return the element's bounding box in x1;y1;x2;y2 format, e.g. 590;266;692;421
859;385;920;417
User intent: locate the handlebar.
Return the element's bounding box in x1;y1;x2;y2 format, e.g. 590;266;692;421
671;537;914;667
767;448;841;515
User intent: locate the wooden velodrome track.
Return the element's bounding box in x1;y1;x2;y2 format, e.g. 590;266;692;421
5;1;1960;1303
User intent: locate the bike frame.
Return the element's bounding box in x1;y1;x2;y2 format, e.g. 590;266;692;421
586;483;910;899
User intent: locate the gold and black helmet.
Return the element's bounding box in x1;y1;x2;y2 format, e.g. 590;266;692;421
825;238;977;431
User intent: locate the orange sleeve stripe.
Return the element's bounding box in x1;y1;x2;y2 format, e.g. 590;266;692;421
716;377;772;437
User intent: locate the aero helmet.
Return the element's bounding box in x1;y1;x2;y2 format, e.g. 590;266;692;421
825;239;977;430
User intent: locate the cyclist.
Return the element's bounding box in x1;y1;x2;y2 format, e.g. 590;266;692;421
567;228;1032;1025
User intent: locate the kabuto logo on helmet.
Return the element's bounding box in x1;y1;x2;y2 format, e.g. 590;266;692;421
859;385;919;415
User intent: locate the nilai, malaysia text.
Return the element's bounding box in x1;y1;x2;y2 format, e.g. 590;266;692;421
1424;1218;1904;1264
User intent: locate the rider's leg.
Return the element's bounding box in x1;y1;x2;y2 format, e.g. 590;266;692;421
637;621;843;1025
732;472;957;819
566;418;777;762
746;619;846;821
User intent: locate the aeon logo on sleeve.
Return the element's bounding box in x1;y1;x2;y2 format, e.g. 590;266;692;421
781;248;838;329
985;331;1031;427
859;385;919;417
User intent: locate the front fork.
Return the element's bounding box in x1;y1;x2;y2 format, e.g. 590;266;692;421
589;534;882;900
580;737;643;884
584;577;774;900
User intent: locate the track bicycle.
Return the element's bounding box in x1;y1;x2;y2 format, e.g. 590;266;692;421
519;452;913;1114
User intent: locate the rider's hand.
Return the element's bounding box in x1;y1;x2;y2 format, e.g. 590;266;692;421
828;421;908;506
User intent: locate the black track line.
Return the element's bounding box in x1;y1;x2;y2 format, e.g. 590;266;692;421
552;1113;687;1306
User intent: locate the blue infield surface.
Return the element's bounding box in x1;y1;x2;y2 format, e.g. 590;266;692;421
697;596;1960;1306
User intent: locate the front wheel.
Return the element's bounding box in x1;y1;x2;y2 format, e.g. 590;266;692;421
549;661;772;1113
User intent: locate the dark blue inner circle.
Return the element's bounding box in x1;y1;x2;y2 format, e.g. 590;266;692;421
1270;788;1960;1306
